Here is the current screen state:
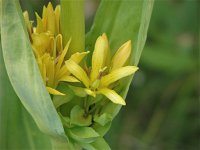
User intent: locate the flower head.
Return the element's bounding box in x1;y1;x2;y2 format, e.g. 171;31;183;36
23;3;87;95
65;33;138;105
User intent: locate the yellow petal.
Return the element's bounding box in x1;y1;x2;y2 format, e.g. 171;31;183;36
85;89;96;97
98;88;126;105
31;33;51;54
47;2;56;34
101;66;138;87
102;33;110;67
47;87;65;95
48;37;56;58
65;60;90;87
55;5;60;34
37;58;46;84
46;58;55;87
56;65;69;81
56;34;63;53
70;51;89;64
56;39;71;71
90;35;108;82
42;6;47;30
35;12;44;33
111;40;131;71
59;75;80;82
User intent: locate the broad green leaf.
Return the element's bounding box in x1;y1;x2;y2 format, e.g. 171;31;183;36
0;40;51;149
86;0;154;118
70;105;92;127
1;0;66;140
68;127;100;143
60;0;85;57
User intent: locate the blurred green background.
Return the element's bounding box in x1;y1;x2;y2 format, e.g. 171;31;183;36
20;0;199;149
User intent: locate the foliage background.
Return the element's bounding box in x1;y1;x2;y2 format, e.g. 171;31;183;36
19;0;199;149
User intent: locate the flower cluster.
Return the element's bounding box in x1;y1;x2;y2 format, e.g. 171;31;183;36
65;34;138;105
23;3;88;95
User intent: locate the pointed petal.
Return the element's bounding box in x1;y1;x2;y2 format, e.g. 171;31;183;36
102;33;110;67
55;5;60;34
46;58;55;87
56;65;69;81
42;6;47;30
101;66;138;87
59;75;80;82
47;2;56;34
65;60;90;87
85;89;96;97
70;51;89;64
56;39;71;71
31;33;51;54
90;35;108;82
98;88;126;105
111;40;131;71
35;12;44;33
49;37;56;59
47;87;65;95
56;34;63;53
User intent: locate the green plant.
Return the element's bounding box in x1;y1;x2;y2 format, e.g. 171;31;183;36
0;0;154;149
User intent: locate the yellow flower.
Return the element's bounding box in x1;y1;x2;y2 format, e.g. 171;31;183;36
23;3;88;95
24;2;60;36
65;34;138;105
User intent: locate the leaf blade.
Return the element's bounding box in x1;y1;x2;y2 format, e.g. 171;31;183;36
1;0;66;139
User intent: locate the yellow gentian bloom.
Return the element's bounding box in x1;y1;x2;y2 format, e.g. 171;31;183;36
65;34;138;105
23;3;88;95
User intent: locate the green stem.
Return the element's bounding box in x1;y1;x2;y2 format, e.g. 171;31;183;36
60;0;85;58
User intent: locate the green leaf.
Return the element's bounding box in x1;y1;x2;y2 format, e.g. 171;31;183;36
80;138;111;150
1;0;66;140
60;0;85;57
68;127;99;143
0;39;51;148
70;105;92;127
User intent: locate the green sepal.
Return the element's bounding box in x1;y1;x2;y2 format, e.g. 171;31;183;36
94;113;112;126
67;127;100;144
92;122;111;137
80;138;111;150
70;105;92;127
68;85;87;97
